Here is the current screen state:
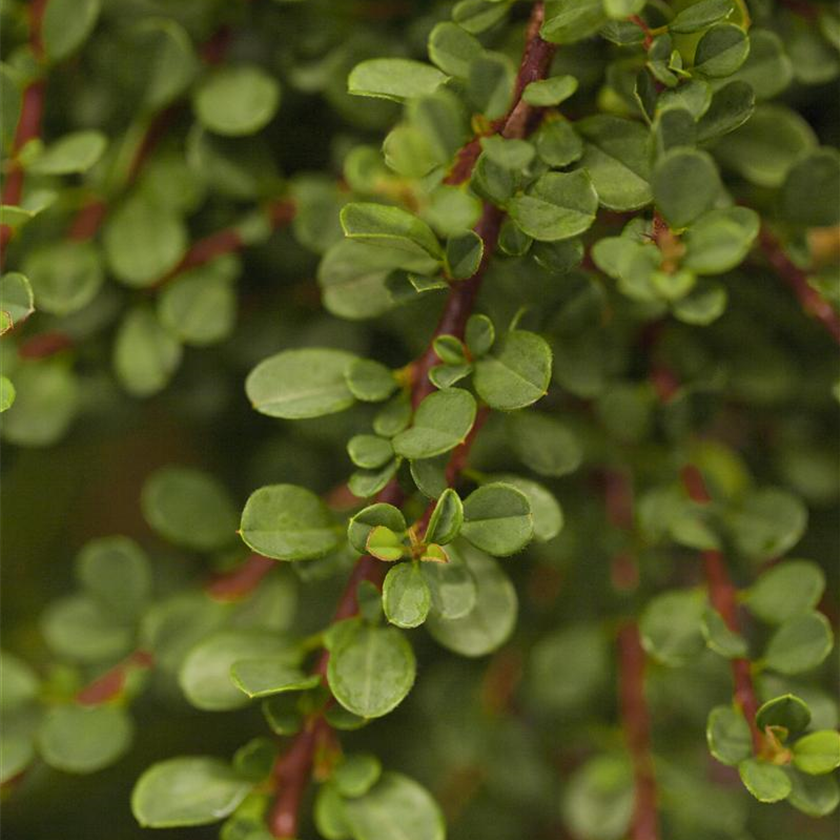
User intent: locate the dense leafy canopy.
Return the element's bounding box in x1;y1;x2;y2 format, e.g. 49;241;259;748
1;1;838;840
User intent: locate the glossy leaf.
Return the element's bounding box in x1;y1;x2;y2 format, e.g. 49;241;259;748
461;483;533;556
132;757;252;828
383;563;431;628
246;348;358;419
473;329;552;411
240;484;340;561
508;170;598;241
327;624;416;718
142;466;237;551
392;388;476;459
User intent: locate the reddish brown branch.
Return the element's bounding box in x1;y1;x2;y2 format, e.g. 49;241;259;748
206;553;276;601
265;8;556;835
268;717;329;838
444;1;555;186
759;226;840;345
680;466;763;752
17;329;73;359
76;650;154;705
618;623;659;840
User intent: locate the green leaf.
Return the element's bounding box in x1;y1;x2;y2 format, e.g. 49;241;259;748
333;754;382;799
104;194;187;287
781;149;840;228
0;272;34;332
529;623;608;712
739;758;792;803
194;66;280;137
746;561;825;625
345;358;397;403
576;116;652;212
317;240;396;321
693;23;750;78
392;388;476;459
465;314;495;358
348;59;446;102
672;279;727;324
315;783;351;840
366;526;406;562
445;230;483;280
114;308;182;398
38;705;133;774
468;53;515;120
42;0;101;62
453;0;511;34
702;608;748;658
706;706;753;766
652;148;721;228
0;652;39;711
433;336;467;365
682;207;759;274
327;624;416;718
732;29;793;100
522;74;578;107
76;536;151;619
461;482;533;556
541;0;608;45
262;695;302;737
534;118;583;168
764;612;833;676
410;455;449;500
508;170;598;241
0;377;14;413
131;19;199;111
157;261;237;346
562;755;634;840
142;466;237;551
507;412;583;477
24;240;103;316
786;769;840;817
348;504;406;555
179;630;295;711
240;484;340;561
696;81;755;142
426;545;517;656
1;723;35;784
756;694;812;737
473;329;552;411
132;757;252;828
246;348;358;419
793;731;840;775
349;460;401;500
730;488;807;560
493;475;563;543
347;435;393;470
421;545;477;620
670;0;734;34
41;595;133;663
230;659;320;699
640;589;707;666
425;489;464;545
1;361;79;447
427;22;483;79
341;203;443;259
28;130;106;175
383;563;431;628
713;103;816;188
343;772;445;840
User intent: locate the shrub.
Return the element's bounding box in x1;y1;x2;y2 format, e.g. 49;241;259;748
1;1;839;839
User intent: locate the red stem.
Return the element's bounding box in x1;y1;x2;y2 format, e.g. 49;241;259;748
680;466;763;752
205;553;276;602
76;650;154;705
758;226;840;345
618;623;659;840
266;7;556;834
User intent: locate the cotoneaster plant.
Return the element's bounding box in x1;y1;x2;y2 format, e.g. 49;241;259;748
1;1;839;840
